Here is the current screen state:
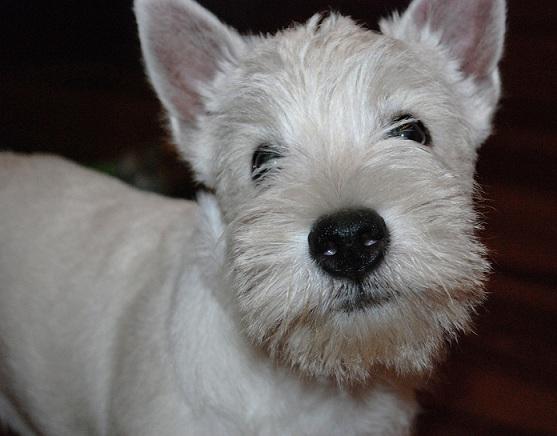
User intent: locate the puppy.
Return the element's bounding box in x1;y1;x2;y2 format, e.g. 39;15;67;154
0;0;505;434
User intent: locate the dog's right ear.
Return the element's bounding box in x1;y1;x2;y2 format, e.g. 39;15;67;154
135;0;245;184
135;0;244;124
135;0;244;123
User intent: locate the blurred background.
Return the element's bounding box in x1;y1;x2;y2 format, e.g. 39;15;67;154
1;1;556;434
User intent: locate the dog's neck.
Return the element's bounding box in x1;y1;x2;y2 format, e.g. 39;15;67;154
191;192;237;310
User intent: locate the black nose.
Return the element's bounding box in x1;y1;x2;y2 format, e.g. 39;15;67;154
308;208;389;280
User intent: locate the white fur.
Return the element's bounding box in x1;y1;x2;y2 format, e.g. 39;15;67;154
0;0;505;434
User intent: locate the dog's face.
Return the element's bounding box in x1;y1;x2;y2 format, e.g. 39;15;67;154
136;0;505;382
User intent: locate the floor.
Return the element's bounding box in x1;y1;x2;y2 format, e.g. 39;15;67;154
2;1;556;435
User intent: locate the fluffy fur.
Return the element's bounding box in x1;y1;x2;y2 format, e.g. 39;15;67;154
0;0;505;434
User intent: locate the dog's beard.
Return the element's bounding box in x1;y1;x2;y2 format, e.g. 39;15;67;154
229;214;487;384
232;265;486;384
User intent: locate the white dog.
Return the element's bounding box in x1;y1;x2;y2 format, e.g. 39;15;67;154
0;0;505;434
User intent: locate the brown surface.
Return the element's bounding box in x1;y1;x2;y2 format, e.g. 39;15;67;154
2;1;556;435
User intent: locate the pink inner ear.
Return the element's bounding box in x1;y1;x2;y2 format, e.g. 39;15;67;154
412;0;502;78
147;2;231;121
412;1;431;28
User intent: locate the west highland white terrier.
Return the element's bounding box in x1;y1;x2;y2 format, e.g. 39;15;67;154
0;0;506;434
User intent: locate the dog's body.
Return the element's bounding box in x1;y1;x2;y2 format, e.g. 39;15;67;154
0;0;505;434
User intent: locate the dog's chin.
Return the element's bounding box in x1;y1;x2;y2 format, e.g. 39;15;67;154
330;278;395;313
240;278;484;385
338;293;392;313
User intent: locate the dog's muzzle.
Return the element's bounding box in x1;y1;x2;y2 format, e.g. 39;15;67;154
308;208;389;281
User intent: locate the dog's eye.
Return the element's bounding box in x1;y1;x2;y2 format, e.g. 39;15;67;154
251;144;282;182
388;115;431;146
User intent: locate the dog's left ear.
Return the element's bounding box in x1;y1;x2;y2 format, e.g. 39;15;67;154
381;0;506;142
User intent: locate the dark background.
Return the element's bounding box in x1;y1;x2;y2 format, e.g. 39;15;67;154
2;1;556;435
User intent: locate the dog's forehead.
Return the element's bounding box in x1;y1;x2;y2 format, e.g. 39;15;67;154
262;15;385;71
241;17;411;93
220;14;449;134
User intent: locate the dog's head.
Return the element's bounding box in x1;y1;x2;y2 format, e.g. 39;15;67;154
136;0;505;383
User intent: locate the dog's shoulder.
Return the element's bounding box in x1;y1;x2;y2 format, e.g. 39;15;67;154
0;152;194;221
0;152;142;202
0;152;198;287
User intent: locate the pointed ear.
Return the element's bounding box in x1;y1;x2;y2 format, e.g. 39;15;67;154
134;0;244;123
381;0;506;121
